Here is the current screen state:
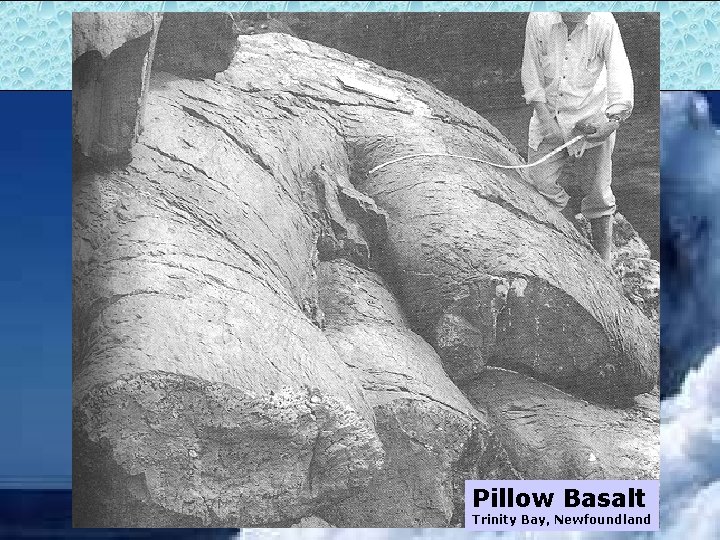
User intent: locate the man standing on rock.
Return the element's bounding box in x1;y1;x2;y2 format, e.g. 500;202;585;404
521;11;634;262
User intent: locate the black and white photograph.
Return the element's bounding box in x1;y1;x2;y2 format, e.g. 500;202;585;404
71;11;660;528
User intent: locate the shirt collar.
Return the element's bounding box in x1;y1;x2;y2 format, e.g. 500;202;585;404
550;12;592;27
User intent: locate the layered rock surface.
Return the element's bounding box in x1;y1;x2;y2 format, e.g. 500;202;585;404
73;20;659;528
463;368;659;480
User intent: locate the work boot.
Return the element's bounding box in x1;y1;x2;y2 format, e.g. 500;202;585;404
590;215;613;262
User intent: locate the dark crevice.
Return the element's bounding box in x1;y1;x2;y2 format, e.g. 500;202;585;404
142;142;215;180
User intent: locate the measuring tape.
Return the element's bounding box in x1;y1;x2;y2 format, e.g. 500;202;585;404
368;134;585;175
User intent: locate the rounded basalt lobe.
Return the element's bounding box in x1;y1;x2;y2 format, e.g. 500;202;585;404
72;41;389;525
316;259;506;527
350;135;658;403
493;277;656;404
462;367;659;480
73;371;384;527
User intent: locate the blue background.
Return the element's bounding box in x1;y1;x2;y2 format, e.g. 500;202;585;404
703;91;720;124
0;91;72;486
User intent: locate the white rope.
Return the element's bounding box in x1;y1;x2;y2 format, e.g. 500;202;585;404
368;134;585;175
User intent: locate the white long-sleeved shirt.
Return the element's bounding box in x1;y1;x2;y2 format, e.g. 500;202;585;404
521;12;634;153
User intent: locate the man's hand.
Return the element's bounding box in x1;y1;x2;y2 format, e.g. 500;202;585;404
584;119;619;142
575;119;599;135
533;101;565;145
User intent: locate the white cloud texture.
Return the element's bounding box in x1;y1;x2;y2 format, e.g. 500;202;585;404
658;346;720;539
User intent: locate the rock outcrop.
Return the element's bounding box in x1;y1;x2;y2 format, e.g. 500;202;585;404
463;368;659;480
72;12;163;163
317;259;507;526
574;212;660;324
73;16;659;528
